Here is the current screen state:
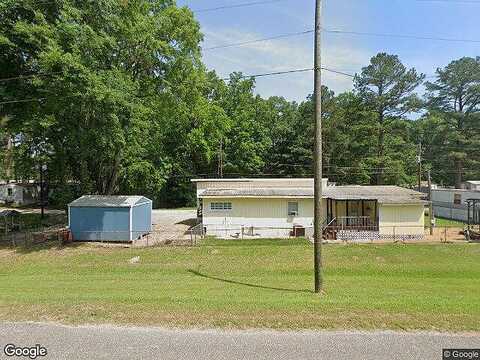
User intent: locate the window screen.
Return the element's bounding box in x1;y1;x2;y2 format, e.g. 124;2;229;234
288;202;299;216
210;202;232;211
454;194;462;205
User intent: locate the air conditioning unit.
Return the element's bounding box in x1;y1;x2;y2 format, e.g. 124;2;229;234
289;211;298;216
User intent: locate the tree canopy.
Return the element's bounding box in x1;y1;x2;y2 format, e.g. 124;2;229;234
1;1;479;207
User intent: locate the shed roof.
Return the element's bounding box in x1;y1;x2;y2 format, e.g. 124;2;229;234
69;195;151;208
0;210;21;217
191;178;319;183
200;186;426;204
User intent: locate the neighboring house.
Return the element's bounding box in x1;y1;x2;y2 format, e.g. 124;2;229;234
462;181;480;191
432;188;480;222
192;178;426;241
68;195;152;242
417;181;438;195
0;182;38;206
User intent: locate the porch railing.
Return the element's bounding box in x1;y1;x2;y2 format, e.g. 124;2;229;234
323;216;379;239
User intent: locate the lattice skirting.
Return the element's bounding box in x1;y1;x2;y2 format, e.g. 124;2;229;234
379;233;425;241
337;231;425;242
337;231;380;242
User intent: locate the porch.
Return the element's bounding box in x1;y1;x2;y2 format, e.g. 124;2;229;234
324;199;379;240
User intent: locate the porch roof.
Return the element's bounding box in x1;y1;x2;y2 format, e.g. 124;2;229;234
325;186;426;204
200;186;427;204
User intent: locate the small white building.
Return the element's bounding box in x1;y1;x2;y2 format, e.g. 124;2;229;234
462;181;480;191
0;182;38;206
192;178;426;241
432;187;480;222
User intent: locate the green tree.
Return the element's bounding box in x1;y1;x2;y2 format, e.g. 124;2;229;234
424;57;480;187
0;0;214;206
354;53;424;185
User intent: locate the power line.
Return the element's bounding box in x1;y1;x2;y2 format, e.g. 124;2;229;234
0;93;81;106
193;0;289;13
202;27;480;58
322;67;355;78
221;67;354;81
203;30;313;51
222;68;312;81
0;72;62;83
323;28;480;44
0;97;46;105
0;67;353;105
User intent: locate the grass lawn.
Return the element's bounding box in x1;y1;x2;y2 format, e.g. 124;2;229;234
425;215;466;228
0;239;479;331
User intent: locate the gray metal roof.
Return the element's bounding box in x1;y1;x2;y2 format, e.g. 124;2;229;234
69;195;151;208
201;188;313;198
200;186;426;204
0;210;21;218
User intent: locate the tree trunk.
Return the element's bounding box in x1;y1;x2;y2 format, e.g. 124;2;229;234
377;112;385;185
105;151;122;195
455;159;463;189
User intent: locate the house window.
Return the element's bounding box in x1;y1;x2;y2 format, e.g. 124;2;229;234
454;194;462;205
7;188;13;196
210;202;232;211
288;202;299;216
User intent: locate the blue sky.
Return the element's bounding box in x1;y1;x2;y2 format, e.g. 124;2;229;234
177;0;480;102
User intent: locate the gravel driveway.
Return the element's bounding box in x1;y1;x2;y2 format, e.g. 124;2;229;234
135;209;197;246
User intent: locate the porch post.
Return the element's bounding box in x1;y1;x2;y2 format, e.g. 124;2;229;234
361;200;365;226
346;200;349;226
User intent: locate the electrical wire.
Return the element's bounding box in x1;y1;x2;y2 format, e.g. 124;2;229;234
193;0;290;13
221;67;354;81
203;30;314;51
202;27;480;55
322;28;480;44
0;72;63;83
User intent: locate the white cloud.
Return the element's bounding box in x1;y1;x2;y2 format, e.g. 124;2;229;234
201;27;371;102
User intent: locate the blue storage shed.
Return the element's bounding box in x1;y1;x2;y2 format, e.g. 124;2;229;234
68;195;152;242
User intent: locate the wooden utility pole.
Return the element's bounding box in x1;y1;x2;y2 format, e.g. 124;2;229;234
313;0;323;294
417;142;422;192
428;170;434;235
40;164;45;219
217;138;223;178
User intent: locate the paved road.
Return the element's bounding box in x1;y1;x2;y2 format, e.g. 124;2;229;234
0;322;478;360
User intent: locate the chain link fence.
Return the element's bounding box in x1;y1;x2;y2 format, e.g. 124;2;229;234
1;224;474;249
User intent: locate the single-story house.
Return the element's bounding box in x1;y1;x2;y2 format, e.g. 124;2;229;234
432;187;480;222
192;178;426;241
0;182;38;206
68;195;152;242
462;181;480;191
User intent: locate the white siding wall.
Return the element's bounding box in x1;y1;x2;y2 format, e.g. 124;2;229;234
0;184;23;205
202;197;320;238
379;204;425;237
432;189;480;222
203;198;425;239
0;184;37;206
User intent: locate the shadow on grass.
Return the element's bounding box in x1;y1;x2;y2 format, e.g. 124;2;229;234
188;269;313;294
